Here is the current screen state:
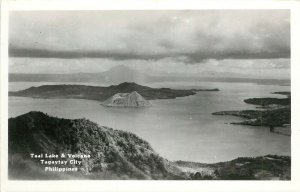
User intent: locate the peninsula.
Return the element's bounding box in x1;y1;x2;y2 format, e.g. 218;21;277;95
213;92;291;136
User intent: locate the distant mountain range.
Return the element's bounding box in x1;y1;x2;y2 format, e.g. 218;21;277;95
9;111;291;180
9;65;149;84
9;65;290;86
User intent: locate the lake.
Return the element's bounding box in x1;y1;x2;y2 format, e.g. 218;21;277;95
8;81;291;163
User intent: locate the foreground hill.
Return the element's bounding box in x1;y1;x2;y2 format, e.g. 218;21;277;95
9;111;183;179
9;112;290;180
9;82;219;101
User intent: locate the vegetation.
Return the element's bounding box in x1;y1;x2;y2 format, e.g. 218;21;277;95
244;97;290;106
8;111;182;179
175;155;290;180
212;155;291;180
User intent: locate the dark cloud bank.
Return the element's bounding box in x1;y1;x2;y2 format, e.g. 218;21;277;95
9;45;290;63
9;10;290;75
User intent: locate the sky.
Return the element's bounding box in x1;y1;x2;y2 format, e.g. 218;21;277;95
9;10;290;79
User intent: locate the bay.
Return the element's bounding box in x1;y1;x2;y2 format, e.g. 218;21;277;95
8;81;291;163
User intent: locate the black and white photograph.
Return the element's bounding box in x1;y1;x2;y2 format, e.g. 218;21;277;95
6;9;293;181
0;0;299;188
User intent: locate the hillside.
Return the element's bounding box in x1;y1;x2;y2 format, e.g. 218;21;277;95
176;155;291;180
9;112;291;180
8;111;184;179
9;82;218;101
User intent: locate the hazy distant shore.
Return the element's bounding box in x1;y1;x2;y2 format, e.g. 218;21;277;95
9;72;290;86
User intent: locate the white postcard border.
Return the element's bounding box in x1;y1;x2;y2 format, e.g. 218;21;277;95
1;0;300;192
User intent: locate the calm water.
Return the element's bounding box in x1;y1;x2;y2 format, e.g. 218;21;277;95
9;81;291;163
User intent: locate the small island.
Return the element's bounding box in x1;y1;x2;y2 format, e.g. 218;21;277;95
213;92;291;136
9;82;220;101
101;91;152;108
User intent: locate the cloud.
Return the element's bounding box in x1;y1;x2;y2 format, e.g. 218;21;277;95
9;46;169;60
9;10;290;63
